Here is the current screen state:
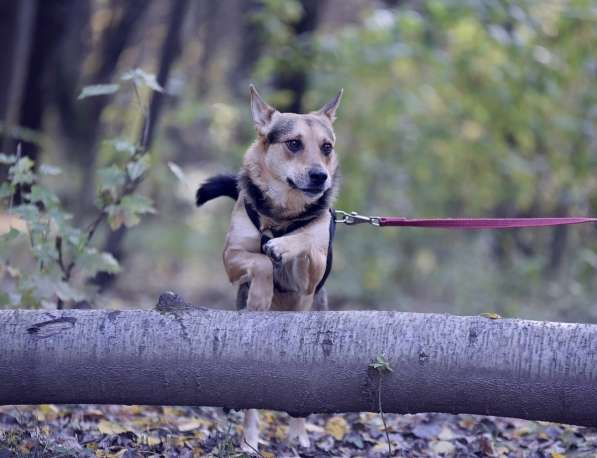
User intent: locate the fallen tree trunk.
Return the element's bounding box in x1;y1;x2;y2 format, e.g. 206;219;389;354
0;292;596;427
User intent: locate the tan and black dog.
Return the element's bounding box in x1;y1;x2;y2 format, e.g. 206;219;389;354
196;85;342;452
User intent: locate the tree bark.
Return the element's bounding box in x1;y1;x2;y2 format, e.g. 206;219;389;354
1;293;596;427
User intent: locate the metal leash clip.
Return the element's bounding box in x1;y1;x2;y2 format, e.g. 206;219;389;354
334;210;381;226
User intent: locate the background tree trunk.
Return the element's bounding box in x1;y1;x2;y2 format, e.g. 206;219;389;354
1;293;596;427
91;0;191;291
66;0;151;211
272;0;327;113
0;0;37;158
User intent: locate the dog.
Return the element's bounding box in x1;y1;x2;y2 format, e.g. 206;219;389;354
196;85;342;452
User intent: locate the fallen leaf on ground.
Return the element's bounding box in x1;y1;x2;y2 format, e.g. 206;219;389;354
431;440;456;454
97;420;127;435
326;415;349;440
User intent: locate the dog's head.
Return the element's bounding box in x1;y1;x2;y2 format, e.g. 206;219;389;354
248;85;342;201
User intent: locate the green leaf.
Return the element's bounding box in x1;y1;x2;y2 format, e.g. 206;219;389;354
77;248;121;276
0;153;17;164
8;157;35;185
106;194;155;230
12;203;39;223
0;227;22;258
97;165;126;199
121;194;156;215
63;226;84;248
106;206;126;230
26;185;60;209
78;84;120;99
369;355;393;373
126;155;150;181
121;68;164;92
31;239;59;265
0;182;14;199
29;275;85;303
55;281;86;302
110;139;137;156
39;164;62;176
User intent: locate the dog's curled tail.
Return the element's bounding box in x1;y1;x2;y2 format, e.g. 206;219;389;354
196;174;239;206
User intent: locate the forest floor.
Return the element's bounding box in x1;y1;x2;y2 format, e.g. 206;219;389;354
0;404;595;457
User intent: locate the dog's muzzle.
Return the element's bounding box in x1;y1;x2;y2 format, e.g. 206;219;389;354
287;168;328;196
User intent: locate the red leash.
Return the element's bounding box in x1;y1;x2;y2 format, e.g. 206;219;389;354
334;210;597;229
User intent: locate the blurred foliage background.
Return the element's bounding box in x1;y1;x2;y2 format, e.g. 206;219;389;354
0;0;595;322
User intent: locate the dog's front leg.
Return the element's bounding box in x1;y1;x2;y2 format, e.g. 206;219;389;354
241;408;260;452
223;248;271;451
288;416;311;448
264;234;327;294
223;248;273;311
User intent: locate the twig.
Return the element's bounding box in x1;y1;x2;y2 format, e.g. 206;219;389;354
7;143;22;215
132;82;150;152
369;355;393;456
56;79;152;303
377;375;392;457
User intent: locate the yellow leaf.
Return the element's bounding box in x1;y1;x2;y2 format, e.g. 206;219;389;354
438;426;456;441
480;312;502;319
432;440;455;455
122;405;143;415
34;404;60;422
84;407;104;418
551;454;566;458
325;415;349;441
162;406;179;416
261;410;277;424
274;425;288;440
371;442;391;453
138;434;161;446
98;420;127;435
40;404;60;414
177;418;210;432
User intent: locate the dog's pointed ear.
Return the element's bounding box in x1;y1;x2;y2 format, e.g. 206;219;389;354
250;84;276;134
316;88;343;123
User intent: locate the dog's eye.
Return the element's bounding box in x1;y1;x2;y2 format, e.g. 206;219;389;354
321;142;333;156
285;139;302;153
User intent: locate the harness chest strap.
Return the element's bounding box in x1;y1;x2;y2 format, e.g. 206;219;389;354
244;201;335;293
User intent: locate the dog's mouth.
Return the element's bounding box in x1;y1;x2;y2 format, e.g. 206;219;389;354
286;178;325;197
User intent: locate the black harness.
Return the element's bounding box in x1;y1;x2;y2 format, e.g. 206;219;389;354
244;200;336;293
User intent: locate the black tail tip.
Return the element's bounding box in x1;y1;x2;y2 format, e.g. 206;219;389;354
195;187;207;207
195;174;239;207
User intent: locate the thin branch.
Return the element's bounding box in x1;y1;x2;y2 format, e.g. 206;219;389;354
60;84;151;286
378;375;392;457
7;143;22;215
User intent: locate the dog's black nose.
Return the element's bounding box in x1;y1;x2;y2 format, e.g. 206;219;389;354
309;169;328;185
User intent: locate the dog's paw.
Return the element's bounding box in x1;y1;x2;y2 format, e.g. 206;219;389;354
246;299;271;311
263;239;282;264
264;238;303;265
288;418;311;448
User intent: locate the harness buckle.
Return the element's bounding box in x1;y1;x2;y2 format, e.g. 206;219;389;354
334;210;380;227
